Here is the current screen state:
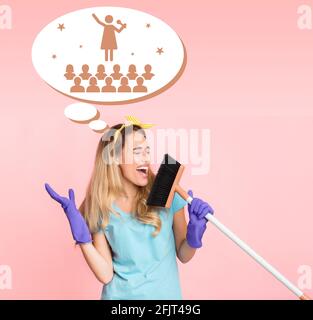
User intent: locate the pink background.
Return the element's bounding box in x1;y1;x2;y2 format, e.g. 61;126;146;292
1;0;313;299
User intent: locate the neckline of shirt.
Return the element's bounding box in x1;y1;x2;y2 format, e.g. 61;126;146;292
112;202;134;218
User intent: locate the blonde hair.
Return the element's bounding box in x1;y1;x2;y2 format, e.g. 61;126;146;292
79;123;165;237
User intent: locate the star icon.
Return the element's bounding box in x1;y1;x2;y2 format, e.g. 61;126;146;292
156;48;164;55
57;23;65;31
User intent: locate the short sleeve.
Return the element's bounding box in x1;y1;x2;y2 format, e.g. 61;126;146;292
170;192;188;214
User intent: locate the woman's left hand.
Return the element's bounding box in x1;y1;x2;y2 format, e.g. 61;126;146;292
186;190;214;249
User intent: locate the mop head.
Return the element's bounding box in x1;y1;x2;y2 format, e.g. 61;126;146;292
146;154;182;208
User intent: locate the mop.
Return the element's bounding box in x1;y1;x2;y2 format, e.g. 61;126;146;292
147;154;311;300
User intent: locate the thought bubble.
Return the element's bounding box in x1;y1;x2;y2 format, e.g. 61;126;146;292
88;119;107;133
64;103;99;123
31;7;187;105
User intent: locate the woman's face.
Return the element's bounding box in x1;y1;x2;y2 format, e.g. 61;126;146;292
119;130;151;187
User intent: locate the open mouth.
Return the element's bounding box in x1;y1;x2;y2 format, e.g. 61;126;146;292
136;166;148;177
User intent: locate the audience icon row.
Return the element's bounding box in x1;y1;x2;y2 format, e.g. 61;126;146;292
65;64;155;81
70;76;148;93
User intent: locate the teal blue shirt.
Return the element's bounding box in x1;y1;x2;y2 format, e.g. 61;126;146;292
98;192;188;300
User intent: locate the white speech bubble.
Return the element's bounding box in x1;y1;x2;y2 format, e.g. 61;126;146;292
32;7;187;105
88;119;107;132
64;103;98;122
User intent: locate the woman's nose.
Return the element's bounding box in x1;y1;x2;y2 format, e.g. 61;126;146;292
142;151;150;163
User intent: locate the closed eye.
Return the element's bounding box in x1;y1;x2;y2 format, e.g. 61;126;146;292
133;146;150;155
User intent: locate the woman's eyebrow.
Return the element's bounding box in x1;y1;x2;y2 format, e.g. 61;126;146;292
133;146;150;151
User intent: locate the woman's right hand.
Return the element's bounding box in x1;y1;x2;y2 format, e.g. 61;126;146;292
44;183;92;244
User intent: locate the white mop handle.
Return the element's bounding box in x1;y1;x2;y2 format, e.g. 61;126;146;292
207;214;304;298
185;195;305;299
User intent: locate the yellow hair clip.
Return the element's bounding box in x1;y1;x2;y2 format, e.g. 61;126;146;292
113;115;156;143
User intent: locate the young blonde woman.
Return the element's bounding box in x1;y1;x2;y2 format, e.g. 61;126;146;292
44;118;214;300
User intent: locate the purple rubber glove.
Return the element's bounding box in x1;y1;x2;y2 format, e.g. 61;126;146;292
44;183;92;244
186;190;214;249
